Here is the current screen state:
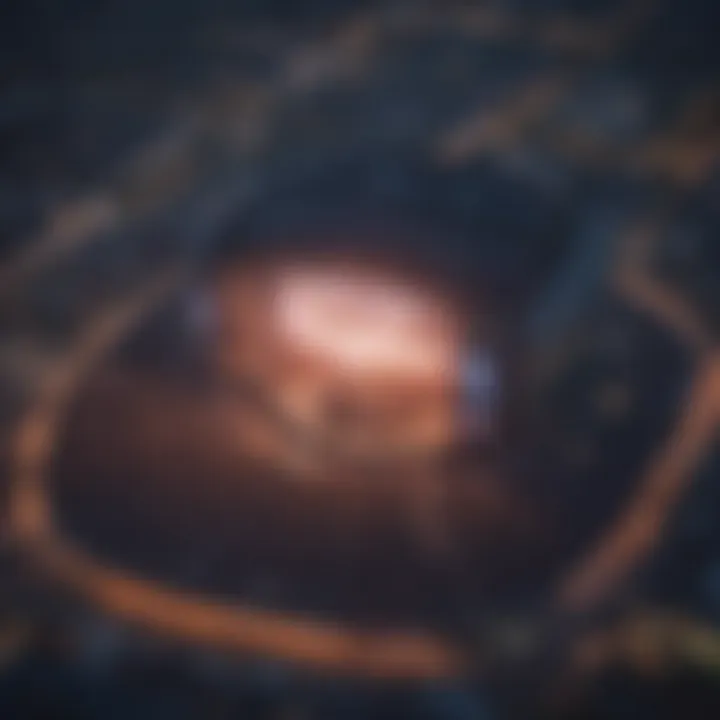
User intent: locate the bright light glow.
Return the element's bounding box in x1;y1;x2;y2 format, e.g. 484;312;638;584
274;268;456;380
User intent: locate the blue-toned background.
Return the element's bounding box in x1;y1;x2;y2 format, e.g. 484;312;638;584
0;1;718;718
